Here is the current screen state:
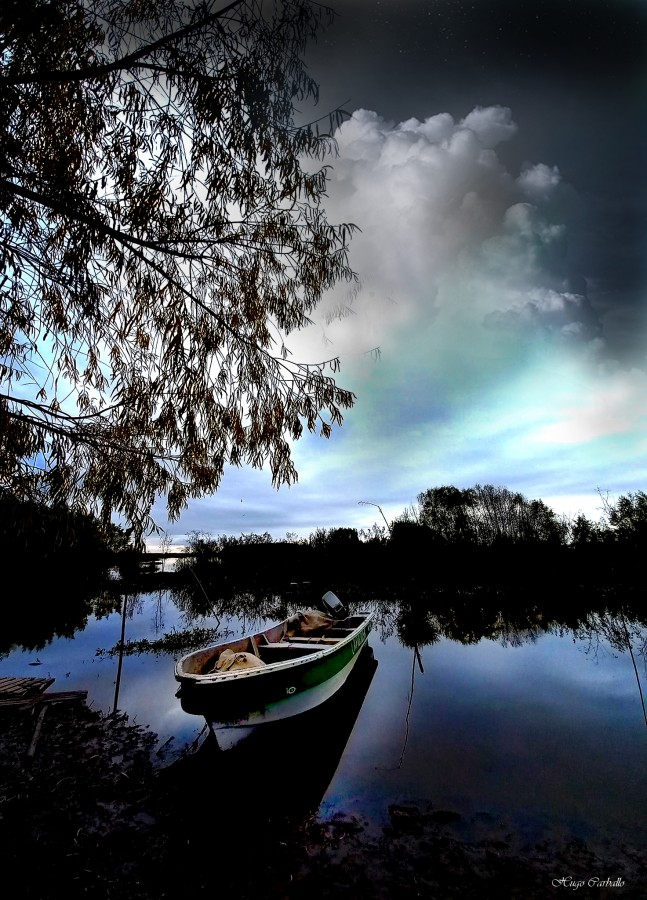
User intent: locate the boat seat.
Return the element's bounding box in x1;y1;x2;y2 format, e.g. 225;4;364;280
261;641;333;651
283;635;344;644
262;642;307;650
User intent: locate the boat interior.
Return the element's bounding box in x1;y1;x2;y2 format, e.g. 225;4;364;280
181;614;368;675
254;616;367;664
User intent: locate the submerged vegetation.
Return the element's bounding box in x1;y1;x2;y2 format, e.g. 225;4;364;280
95;624;233;659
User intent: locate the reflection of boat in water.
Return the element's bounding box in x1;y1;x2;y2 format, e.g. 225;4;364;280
171;646;378;826
175;592;374;748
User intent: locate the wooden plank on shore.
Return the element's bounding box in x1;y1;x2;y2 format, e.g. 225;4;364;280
40;690;88;704
0;676;88;731
26;705;48;760
0;696;40;709
0;676;55;698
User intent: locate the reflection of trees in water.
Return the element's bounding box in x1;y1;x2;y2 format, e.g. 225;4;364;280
496;618;542;649
170;582;290;630
396;606;441;649
167;582;647;662
395;602;544;649
391;593;647;659
367;602;399;643
391;600;646;727
571;611;647;728
7;572;646;680
569;609;647;722
152;591;166;635
125;594;145;620
569;611;646;662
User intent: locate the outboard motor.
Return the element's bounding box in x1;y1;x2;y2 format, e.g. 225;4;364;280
321;590;347;620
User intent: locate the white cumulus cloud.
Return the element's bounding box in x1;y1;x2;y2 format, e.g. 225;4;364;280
295;106;597;361
517;163;562;202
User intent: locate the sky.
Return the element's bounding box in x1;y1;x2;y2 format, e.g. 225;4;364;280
151;0;647;545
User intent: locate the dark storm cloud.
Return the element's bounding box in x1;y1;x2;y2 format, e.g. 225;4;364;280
310;0;646;95
306;0;647;364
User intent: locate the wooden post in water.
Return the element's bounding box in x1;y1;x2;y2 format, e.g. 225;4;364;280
113;594;128;715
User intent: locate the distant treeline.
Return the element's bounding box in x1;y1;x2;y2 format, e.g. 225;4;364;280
4;484;645;655
3;483;646;593
178;485;647;593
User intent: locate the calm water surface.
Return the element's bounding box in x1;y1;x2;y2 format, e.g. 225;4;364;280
2;589;645;845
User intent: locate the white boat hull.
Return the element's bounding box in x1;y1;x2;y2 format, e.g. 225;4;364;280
211;645;367;750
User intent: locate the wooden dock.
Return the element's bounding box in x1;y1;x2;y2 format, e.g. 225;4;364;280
0;676;56;709
0;676;89;762
0;675;87;710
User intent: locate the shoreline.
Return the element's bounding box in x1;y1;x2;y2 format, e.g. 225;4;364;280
2;701;645;898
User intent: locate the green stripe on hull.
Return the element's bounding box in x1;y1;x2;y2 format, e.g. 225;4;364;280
214;648;370;746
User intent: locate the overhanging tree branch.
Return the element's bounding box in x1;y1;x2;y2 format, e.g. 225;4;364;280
0;0;357;541
0;0;249;86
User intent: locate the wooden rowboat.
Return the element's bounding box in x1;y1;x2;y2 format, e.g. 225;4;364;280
170;647;378;819
175;592;374;747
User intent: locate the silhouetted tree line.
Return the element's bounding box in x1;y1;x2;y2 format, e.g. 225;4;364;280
4;484;646;597
178;486;647;594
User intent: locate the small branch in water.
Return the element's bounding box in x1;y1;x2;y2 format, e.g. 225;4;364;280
620;611;647;730
377;645;422;771
189;723;209;754
188;565;220;627
396;649;417;768
112;593;129;715
156;735;174;757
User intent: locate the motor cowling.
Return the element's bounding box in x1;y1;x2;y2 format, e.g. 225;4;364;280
321;590;347;619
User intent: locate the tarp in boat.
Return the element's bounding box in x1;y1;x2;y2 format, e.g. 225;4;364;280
209;648;266;674
285;609;334;637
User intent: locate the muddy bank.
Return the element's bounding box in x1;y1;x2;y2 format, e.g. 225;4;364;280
1;703;644;899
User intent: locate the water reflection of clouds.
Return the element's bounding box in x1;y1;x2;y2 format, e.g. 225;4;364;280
323;627;647;840
426;632;643;703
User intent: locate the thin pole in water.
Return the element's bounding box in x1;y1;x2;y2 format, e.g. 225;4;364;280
358;500;391;532
396;646;419;768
